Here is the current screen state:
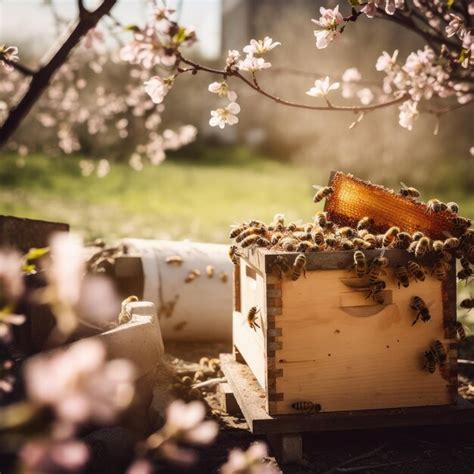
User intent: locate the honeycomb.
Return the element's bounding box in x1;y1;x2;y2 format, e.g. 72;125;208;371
324;172;458;240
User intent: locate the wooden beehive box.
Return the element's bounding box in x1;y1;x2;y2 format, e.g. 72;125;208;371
232;247;457;416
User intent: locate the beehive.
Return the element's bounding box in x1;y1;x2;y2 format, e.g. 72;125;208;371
232;247;458;416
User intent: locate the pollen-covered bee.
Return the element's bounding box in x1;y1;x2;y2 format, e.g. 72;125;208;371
353;251;367;278
407;260;425;281
446;202;459;214
246;306;260;331
240;234;261;248
410;296;431;325
368;255;388;286
400;182;420;199
415;237;431;258
461;298;474;312
292;254;307;281
382;226;399;247
229;224;247;239
367;280;386;304
228;245;240;264
357;216;374;231
427;199;447;213
443;237;459;250
312;185;334;203
236;226;266;243
394;265;410;288
291;401;321;413
431;340;447;365
394;232;412;249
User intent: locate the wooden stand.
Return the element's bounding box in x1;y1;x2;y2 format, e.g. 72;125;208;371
220;353;474;464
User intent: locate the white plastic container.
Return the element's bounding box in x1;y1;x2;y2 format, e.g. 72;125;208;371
122;239;233;341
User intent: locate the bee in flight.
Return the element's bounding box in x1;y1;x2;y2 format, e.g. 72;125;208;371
353;250;367;278
410;296;431;325
312;185;334;203
291;401;322;414
292;253;307;281
246;306;260;331
399;182;420;199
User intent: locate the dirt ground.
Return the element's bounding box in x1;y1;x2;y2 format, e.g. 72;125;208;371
161;340;474;474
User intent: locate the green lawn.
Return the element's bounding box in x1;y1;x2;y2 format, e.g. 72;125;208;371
0;147;472;244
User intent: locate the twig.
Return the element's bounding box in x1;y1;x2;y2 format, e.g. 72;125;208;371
1;58;36;76
324;443;388;474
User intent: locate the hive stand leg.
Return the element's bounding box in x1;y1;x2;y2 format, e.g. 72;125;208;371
267;433;303;464
233;345;246;363
218;383;242;416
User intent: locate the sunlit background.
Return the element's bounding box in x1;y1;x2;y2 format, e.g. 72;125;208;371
0;0;472;244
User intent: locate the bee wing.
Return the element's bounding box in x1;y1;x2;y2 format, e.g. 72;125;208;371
400;181;408;190
312;184;323;190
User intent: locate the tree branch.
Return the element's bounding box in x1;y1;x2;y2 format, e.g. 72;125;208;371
0;0;118;148
2;59;36;77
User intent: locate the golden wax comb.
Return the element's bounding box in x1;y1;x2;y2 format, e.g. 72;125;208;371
324;171;458;240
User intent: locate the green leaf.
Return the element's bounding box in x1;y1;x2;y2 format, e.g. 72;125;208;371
24;247;49;261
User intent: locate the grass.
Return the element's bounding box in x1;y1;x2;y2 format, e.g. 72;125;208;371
0;146;473;244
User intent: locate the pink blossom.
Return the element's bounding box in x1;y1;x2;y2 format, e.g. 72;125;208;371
445;14;464;38
226;49;241;69
209;102;241;128
144;76;173;104
311;6;343;49
376;50;399;72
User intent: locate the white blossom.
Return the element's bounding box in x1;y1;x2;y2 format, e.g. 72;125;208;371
445;14;464;38
238;55;272;72
306;76;340;97
0;45;19;71
208;81;237;101
398;100;419;130
209;102;241;128
144;76;173;104
243;37;281;55
342;68;362;82
226;49;241;69
357;88;374;105
311;6;343;49
376;50;399;72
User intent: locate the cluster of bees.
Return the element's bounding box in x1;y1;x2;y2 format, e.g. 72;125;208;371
229;182;474;378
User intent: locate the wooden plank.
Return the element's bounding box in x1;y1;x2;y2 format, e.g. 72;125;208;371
267;433;302;464
0;215;69;253
218;383;242;416
220;353;474;436
271;269;450;414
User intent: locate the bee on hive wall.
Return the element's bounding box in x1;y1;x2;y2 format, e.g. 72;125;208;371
427;199;447;213
292;254;306;281
410;296;431;325
368;255;388;286
394;265;410;288
228;245;240;264
291;401;321;414
353;250;367;278
407;260;425;281
460;298;473;313
246;306;260;331
399;182;420;199
229;224;247;239
415;237;431;258
367;280;386;304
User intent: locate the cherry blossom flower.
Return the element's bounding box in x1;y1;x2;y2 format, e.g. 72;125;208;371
376;50;399;72
342;67;362;82
243;37;281;55
208;81;237;101
238;55;272;72
311;6;343;49
220;442;278;474
445;14;464;38
306;76;340;98
357;88;374;105
209;102;241;128
226;49;241;69
398;99;419;130
385;0;404;15
20;439;89;472
361;1;379;18
144;76;173;104
0;45;19;71
25;338;135;425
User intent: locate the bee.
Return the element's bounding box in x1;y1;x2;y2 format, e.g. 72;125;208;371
400;182;420;199
352;237;369;249
368;256;388;286
185;269;200;283
452;321;468;340
427;199;447;213
229;224;247;239
432;260;448;281
271;232;283;245
118;295;139;325
412;231;425;241
287;222;301;232
281;237;299;252
325;237;337;248
199;357;210;367
294;231;312;241
236;226;266;243
383;226;399;247
248;220;266;228
304;223;314;233
291;401;321;413
220;272;228;283
461;298;474;312
312;230;325;246
363;233;377;249
297;241;315;252
240;234;259;248
357;217;374;231
312;185;334;203
228;245;240;264
292;254;307;281
341;239;354;250
446;202;459;214
166;255;183;266
256;237;271;248
423;350;437;374
415;237;431;258
408;241;418;254
338;226;356;239
368;280;386;304
206;265;214;278
394;265;410;288
410;296;431;325
353;251;367;277
443;237;459;250
246;306;260;331
272;255;291;277
453;217;471;232
407;260;425;281
431;340;447;365
458;267;473;282
314;212;327;228
208;358;221;372
394;232;412;250
194;370;205;382
432;240;444;253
